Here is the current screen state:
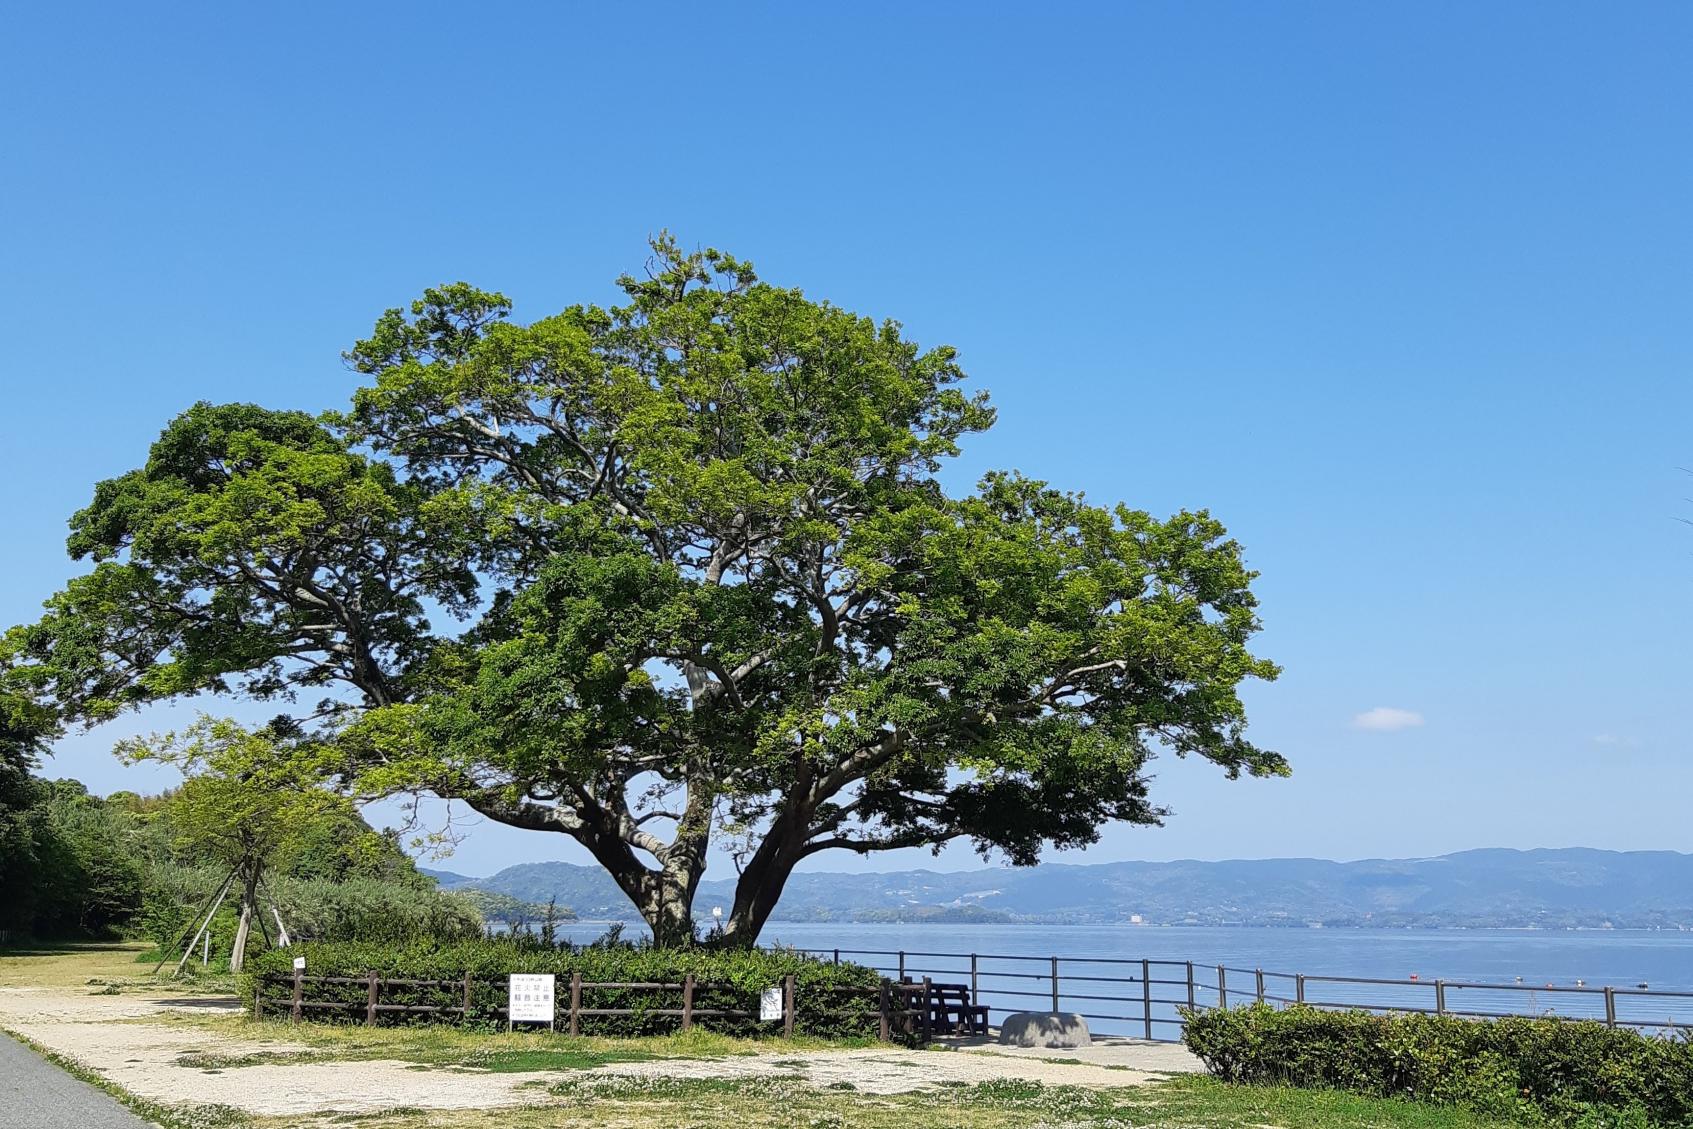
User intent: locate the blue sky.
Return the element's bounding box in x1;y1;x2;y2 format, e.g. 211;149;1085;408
3;3;1689;877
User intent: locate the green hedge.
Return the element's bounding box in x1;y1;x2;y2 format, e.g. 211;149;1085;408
244;939;884;1039
1181;1004;1693;1127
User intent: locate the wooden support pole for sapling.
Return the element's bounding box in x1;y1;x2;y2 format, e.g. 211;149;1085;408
291;967;303;1024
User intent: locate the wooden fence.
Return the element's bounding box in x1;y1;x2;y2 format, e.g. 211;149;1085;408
255;970;947;1043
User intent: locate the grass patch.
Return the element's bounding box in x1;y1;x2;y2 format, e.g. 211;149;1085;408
154;1004;807;1073
0;940;239;996
0;942;153;989
241;1074;1528;1129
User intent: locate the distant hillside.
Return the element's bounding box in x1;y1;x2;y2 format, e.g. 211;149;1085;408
423;848;1693;929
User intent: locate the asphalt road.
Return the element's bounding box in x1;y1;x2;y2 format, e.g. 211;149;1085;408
0;1032;154;1128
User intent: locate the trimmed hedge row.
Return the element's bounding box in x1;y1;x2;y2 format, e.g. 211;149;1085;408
244;939;884;1039
1182;1004;1693;1127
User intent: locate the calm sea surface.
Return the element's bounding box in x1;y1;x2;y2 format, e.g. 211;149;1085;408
548;922;1693;1035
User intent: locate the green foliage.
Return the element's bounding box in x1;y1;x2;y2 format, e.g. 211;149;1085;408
245;937;882;1039
8;236;1285;946
138;864;483;961
269;877;483;945
1181;1004;1693;1127
116;717;344;874
0;775;146;940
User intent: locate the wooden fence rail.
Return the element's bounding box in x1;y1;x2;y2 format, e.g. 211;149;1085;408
255;971;934;1043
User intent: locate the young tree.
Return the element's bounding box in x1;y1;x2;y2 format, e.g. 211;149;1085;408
118;717;341;970
9;237;1286;946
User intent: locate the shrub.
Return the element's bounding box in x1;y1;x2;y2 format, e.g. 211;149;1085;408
1181;1004;1693;1127
139;866;484;966
244;938;884;1039
270;877;483;945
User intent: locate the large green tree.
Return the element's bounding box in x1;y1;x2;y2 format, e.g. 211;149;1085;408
8;237;1286;946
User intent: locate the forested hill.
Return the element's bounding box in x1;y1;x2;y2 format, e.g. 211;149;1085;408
423;847;1693;930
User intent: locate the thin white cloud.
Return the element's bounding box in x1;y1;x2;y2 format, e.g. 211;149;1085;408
1352;707;1425;732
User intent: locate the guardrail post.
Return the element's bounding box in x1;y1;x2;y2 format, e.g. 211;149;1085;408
366;972;379;1027
1256;968;1265;1004
1217;965;1227;1010
1296;974;1306;1004
970;953;979;1004
832;948;839;965
1604;986;1617;1028
291;968;303;1023
898;951;906;982
1435;980;1446;1016
568;972;582;1037
1050;956;1060;1014
681;973;694;1031
783;973;796;1038
1186;961;1195;1010
1141;958;1153;1039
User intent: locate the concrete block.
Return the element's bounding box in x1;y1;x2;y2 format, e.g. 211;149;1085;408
998;1011;1092;1048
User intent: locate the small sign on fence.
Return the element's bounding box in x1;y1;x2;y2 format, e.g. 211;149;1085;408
292;956;306;971
508;973;556;1030
759;985;783;1022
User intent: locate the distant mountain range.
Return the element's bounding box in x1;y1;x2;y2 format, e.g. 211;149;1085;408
423;847;1693;929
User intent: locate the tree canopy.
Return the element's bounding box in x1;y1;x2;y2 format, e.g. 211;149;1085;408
7;236;1286;945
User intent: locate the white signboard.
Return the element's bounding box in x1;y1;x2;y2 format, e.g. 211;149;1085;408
292;956;306;971
508;973;556;1026
759;985;783;1022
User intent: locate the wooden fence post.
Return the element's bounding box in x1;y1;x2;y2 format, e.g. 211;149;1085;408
366;972;379;1027
568;972;582;1037
462;971;473;1023
253;975;263;1021
783;973;795;1038
877;979;891;1042
921;976;932;1042
290;968;303;1024
682;973;694;1032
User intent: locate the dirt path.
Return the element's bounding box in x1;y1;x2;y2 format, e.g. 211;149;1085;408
0;985;1199;1119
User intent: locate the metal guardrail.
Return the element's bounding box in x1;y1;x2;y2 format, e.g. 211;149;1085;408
788;947;1693;1043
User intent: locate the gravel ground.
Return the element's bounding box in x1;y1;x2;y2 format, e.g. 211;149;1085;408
0;985;1200;1119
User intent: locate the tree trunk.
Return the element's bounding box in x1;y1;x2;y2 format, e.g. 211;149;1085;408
716;818;807;949
228;866;260;973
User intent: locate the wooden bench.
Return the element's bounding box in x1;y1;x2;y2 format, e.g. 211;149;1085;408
895;980;989;1036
